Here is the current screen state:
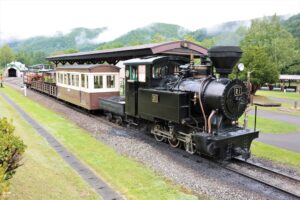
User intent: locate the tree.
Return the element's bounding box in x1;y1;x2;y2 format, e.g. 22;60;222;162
237;46;279;94
151;33;167;43
15;50;32;66
15;50;48;66
0;118;26;198
0;45;15;68
241;15;299;73
51;48;79;56
237;15;300;94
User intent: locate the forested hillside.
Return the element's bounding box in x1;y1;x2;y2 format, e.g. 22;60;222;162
9;27;106;54
96;23;190;50
283;13;300;47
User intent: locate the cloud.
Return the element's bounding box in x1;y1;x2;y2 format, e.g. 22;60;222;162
90;27;130;43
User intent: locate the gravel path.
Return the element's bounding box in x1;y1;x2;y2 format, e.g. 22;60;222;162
3;78;299;200
258;132;300;153
269;97;300;105
250;109;300;126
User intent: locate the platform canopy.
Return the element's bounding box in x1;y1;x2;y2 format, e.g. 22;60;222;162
46;41;208;65
279;75;300;81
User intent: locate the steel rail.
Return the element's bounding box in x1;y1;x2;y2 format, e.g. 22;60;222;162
221;158;300;199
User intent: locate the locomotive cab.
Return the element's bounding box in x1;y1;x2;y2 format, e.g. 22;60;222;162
123;56;189;117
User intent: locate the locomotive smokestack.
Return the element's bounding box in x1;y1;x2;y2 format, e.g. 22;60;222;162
208;46;243;77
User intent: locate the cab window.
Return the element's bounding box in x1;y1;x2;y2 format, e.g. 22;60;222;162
152;65;168;79
126;65;138;81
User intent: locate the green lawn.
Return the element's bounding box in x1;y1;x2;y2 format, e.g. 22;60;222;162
256;90;300;102
239;115;300;134
0;96;101;200
252;141;300;168
0;86;198;200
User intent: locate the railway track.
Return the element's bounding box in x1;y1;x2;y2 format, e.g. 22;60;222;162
220;158;300;199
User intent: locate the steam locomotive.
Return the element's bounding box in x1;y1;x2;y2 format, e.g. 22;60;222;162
101;46;259;160
24;45;258;160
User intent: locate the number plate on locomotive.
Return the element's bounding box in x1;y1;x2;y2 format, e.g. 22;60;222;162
152;94;159;103
234;86;242;96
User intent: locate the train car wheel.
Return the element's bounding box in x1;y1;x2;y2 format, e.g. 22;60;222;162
184;142;197;154
153;124;165;142
168;138;180;148
115;116;123;126
105;113;113;122
154;134;165;142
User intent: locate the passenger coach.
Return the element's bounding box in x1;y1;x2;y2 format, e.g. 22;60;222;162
56;64;120;110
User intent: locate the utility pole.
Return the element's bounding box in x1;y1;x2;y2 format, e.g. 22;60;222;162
244;70;253;129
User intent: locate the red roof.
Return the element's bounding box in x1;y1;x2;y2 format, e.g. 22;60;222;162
47;41;208;65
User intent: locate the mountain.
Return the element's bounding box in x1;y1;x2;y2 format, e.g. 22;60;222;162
283;13;300;47
96;23;190;50
9;27;107;54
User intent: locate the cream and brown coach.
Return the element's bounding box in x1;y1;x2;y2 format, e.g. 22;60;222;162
56;64;120;110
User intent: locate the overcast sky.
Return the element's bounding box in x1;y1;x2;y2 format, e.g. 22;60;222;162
0;0;299;42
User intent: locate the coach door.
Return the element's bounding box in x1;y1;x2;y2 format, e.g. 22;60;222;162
80;74;87;106
125;65;139;116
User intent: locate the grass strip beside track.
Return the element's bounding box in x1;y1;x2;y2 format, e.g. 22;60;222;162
1;86;197;200
239;115;300;134
252;141;300;168
0;96;101;200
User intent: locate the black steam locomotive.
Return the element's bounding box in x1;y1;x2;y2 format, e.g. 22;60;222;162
101;46;259;160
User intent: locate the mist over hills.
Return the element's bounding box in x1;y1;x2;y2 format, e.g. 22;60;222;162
8;27;107;54
5;13;300;55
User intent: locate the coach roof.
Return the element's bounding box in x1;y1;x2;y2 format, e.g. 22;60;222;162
56;64;120;71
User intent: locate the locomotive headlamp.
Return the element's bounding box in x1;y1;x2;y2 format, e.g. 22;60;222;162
238;63;245;72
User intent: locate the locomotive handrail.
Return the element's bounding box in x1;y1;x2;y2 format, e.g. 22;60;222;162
208;110;216;134
198;76;212;133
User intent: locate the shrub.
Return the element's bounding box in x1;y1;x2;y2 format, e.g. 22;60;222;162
0;117;26;197
0;167;9;197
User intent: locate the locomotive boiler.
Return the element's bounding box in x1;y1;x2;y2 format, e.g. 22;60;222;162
117;46;258;160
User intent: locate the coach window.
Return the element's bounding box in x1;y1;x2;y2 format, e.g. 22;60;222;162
107;75;115;88
64;74;67;85
75;75;79;87
94;75;103;89
66;74;70;85
71;74;74;86
86;75;89;89
60;73;62;84
59;73;62;84
81;74;85;88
